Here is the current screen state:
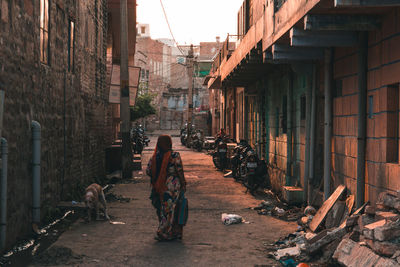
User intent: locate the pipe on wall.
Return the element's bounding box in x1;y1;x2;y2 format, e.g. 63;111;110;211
0;138;7;251
309;64;317;205
356;32;368;208
304;72;312;203
324;49;333;200
286;71;293;185
32;121;41;224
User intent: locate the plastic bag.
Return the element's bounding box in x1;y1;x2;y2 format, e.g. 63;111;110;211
221;213;243;225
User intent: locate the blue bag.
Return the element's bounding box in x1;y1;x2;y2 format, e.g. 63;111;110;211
175;192;188;226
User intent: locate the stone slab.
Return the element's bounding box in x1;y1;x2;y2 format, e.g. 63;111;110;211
333;239;386;267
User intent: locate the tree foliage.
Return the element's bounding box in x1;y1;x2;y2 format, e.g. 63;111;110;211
130;93;156;121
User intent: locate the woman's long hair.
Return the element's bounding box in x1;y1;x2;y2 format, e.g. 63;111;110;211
151;135;172;196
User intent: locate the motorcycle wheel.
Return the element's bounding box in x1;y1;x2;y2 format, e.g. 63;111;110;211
197;144;202;152
212;154;220;169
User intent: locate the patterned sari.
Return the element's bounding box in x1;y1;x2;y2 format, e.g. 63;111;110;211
147;151;186;240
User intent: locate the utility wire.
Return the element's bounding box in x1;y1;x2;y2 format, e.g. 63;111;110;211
159;0;186;56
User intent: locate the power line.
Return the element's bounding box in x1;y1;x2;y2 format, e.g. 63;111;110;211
159;0;186;56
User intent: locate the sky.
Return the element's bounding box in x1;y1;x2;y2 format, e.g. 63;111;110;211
137;0;244;45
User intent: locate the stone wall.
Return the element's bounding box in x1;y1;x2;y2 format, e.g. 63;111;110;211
0;0;112;250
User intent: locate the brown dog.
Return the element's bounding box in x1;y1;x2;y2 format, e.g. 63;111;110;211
84;183;110;222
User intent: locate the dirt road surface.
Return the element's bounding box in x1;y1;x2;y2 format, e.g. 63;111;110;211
30;135;296;267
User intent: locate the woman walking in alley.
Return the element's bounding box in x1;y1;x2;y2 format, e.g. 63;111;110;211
146;135;187;241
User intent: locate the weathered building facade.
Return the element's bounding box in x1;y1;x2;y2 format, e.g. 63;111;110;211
0;0;134;250
207;0;400;207
135;32;217;132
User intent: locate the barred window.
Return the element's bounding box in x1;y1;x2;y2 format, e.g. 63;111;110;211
40;0;50;64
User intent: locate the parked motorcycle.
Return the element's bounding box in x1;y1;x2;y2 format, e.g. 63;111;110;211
180;124;188;146
130;125;146;154
212;135;229;171
230;140;270;194
231;140;252;180
191;130;203;152
203;136;216;151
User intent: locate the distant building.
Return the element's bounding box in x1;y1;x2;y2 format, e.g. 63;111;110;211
136;23;150;38
135;25;219;132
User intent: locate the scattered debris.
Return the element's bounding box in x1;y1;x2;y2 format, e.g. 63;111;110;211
221;213;243;225
105;193;131;203
304;206;316;216
268;184;400;266
109;221;126;225
33;245;84;266
223;171;233;177
274;245;301;260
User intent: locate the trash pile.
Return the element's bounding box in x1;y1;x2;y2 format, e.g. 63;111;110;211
268;185;400;266
252;197;303;222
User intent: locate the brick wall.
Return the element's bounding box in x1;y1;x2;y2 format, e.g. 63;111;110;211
332;8;400;205
0;0;112;250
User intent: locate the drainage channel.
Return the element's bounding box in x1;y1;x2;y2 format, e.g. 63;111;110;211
0;209;80;267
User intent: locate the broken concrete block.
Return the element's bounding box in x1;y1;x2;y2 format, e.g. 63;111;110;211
365;239;400;257
305;232;316;240
346;215;360;227
374;221;400;241
333;238;398;267
326;200;346;229
365;205;376;215
377;192;400;212
358;214;376;231
274;245;301;260
362;220;387;240
375;211;400;222
306;227;347;254
374;257;399;267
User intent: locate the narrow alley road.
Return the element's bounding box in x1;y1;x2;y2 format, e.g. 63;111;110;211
31;135;296;267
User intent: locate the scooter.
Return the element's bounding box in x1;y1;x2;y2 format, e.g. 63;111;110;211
212;140;228;171
192;130;203;152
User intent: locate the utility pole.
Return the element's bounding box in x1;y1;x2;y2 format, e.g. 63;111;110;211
187;44;194;144
120;0;132;179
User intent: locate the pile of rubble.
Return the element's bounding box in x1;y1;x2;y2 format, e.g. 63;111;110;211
252;190;304;222
268;185;400;266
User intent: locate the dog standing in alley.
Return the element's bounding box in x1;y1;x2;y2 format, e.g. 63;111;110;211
84;183;110;222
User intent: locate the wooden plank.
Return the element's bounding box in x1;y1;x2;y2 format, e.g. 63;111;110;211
290;28;358;47
352;201;369;216
304;14;380;31
309;184;346;232
335;0;400;7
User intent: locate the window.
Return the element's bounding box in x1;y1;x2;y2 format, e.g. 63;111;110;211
68;20;75;71
141;26;146;34
40;0;50;64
